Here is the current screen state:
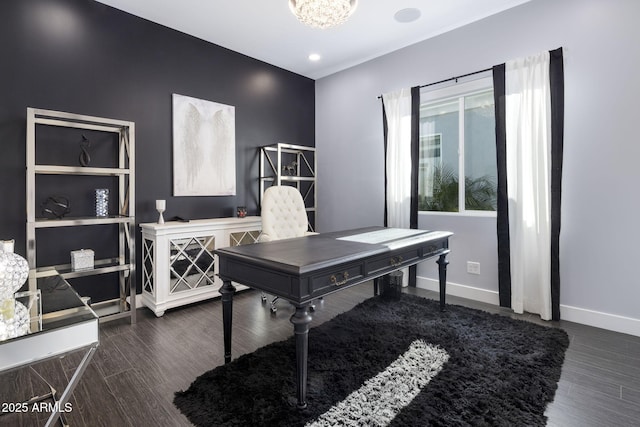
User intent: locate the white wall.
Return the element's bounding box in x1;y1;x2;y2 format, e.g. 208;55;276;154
316;0;640;336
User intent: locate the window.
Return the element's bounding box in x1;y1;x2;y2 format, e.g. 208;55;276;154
418;76;497;213
418;133;442;200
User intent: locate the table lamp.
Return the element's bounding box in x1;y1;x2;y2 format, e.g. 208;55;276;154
0;243;30;341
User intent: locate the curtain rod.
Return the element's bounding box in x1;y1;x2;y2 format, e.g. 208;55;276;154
377;67;493;100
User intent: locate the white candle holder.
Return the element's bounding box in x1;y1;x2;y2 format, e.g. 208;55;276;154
156;200;166;224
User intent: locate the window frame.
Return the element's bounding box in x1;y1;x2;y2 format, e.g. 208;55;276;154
418;75;497;217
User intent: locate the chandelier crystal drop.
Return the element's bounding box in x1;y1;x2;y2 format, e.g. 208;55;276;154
289;0;358;29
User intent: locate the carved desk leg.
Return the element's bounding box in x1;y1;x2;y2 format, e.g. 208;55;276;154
290;304;313;409
219;279;236;364
437;253;449;311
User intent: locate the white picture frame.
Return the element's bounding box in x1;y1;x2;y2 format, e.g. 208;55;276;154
172;94;236;196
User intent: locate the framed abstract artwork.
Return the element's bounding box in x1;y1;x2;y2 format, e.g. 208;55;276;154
172;94;236;196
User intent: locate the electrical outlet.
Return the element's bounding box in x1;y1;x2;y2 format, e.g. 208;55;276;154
467;261;481;275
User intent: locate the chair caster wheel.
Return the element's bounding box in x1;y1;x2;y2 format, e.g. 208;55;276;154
261;295;267;303
270;306;277;314
309;304;316;312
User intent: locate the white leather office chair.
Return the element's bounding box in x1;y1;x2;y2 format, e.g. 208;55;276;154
259;185;316;312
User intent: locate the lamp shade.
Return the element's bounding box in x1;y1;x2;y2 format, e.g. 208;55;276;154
0;249;30;341
0;251;29;298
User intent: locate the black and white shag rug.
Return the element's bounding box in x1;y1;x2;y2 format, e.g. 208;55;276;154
174;294;569;426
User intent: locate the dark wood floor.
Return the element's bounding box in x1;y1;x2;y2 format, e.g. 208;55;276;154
2;283;639;426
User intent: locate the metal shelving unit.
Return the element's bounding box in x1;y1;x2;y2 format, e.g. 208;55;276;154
26;108;136;324
259;143;317;231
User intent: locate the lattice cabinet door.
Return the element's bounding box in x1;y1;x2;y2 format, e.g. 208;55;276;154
141;236;155;298
169;235;217;293
229;230;261;247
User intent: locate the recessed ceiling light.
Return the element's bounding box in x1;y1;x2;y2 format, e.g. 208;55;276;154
308;53;321;61
394;8;421;23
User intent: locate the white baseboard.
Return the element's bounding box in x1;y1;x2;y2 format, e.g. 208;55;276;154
134;293;143;310
416;276;500;306
416;276;640;338
133;279;640;338
559;304;640;338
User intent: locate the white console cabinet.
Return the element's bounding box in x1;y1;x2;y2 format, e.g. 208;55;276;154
140;217;261;317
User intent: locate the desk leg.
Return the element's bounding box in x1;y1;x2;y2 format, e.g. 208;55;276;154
437;254;449;311
220;279;236;364
290;304;313;409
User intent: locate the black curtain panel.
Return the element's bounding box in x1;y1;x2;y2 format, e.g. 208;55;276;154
409;86;420;286
410;86;420;230
549;47;565;321
492;63;512;308
382;105;389;228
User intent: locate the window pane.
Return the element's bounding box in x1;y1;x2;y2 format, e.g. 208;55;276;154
419;99;459;212
464;91;497;211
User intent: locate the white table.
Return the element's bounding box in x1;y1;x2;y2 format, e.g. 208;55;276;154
140;217;261;316
0;271;99;426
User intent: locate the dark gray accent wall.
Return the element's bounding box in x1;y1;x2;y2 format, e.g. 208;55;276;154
0;0;314;298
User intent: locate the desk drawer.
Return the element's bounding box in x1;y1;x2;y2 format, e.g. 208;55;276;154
368;249;420;275
310;263;364;294
422;240;447;258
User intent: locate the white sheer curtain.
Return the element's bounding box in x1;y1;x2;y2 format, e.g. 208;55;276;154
382;88;412;286
505;51;553;320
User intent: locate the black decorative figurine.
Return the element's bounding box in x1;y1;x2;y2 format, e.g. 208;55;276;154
79;134;91;167
41;196;70;219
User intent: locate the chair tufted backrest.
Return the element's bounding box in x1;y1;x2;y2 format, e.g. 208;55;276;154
260;186;309;241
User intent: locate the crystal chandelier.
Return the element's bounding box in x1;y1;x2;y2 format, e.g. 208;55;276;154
289;0;358;29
